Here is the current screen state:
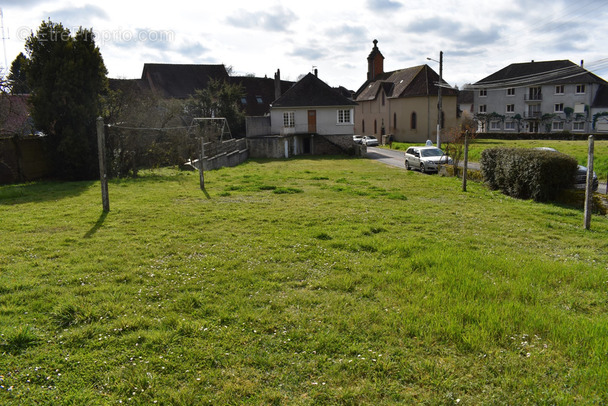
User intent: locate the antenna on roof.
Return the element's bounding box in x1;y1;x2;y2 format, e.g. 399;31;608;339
0;8;8;78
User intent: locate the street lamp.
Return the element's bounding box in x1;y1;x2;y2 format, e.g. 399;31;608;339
427;51;443;148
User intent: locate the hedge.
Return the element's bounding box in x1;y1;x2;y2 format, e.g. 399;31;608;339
480;148;578;202
476;132;608;141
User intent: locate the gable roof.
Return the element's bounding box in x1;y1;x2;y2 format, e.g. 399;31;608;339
271;73;357;108
141;63;229;98
474;60;608;88
355;64;457;102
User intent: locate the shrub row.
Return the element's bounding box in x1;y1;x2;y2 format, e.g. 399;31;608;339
480;148;578;202
476;132;608;141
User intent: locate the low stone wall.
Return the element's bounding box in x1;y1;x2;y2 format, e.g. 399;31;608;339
203;138;249;171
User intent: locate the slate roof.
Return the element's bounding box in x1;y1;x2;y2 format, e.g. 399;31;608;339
271;73;358;108
474;60;608;88
229;76;295;116
141;63;229;99
355;64;458;102
109;78;151;94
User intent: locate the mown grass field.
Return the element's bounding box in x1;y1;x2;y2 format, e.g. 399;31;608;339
1;157;607;405
392;139;608;180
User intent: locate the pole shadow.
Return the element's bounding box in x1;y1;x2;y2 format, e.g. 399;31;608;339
84;211;108;238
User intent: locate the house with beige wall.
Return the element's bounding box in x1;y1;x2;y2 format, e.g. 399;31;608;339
354;40;460;144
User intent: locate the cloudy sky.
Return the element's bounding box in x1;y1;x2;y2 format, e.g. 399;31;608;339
2;0;608;91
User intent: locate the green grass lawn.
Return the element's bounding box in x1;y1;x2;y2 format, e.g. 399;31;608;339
1;157;607;404
392;139;608;180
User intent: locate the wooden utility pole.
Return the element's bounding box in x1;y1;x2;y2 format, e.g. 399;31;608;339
96;117;110;212
199;136;205;191
462;131;469;192
583;135;594;230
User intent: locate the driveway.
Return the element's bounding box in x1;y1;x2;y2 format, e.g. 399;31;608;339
365;146;481;171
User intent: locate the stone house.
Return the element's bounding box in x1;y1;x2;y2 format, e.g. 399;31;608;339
246;70;358;158
354;40;460;144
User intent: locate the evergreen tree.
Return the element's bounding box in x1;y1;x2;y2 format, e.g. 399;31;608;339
25;20;108;179
7;52;30;94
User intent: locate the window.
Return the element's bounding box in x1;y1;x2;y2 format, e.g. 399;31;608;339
554;103;564;113
411;112;417;129
256;95;263;104
576;84;586;94
505;121;515;130
393;113;397;130
490;121;501;130
552;121;564;131
374;120;377;134
555;85;564;94
573;121;585;131
240;97;247;105
479;89;487;97
506;104;515;113
506;88;515;96
478;104;487;113
283;111;295;128
337;109;352;124
362;120;365;133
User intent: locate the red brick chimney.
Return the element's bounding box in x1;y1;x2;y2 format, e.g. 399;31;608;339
367;39;384;80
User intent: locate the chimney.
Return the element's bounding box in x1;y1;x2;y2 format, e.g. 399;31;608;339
367;39;385;80
581;60;584;68
314;68;318;77
274;69;281;100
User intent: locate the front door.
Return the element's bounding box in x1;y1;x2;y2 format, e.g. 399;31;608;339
308;110;317;133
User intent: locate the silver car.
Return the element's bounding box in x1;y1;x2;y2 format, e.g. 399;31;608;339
405;146;452;173
361;136;379;146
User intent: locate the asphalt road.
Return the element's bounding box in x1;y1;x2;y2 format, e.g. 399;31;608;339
365;146;607;192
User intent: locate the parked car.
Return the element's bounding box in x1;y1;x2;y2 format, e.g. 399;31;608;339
361;136;379;146
534;147;598;191
353;135;363;144
404;146;452;173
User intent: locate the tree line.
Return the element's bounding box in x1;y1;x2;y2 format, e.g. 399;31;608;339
2;19;245;181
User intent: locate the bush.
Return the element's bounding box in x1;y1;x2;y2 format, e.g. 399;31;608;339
480;148;578;202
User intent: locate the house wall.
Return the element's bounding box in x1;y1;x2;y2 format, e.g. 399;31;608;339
270;107;355;136
475;82;602;133
355;93;460;143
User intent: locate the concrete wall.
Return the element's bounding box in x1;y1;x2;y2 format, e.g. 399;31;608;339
202;138;249;170
246;116;271;137
247;136;288;158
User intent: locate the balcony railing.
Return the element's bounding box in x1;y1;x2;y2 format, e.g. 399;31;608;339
524;94;543;101
524;111;542;118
